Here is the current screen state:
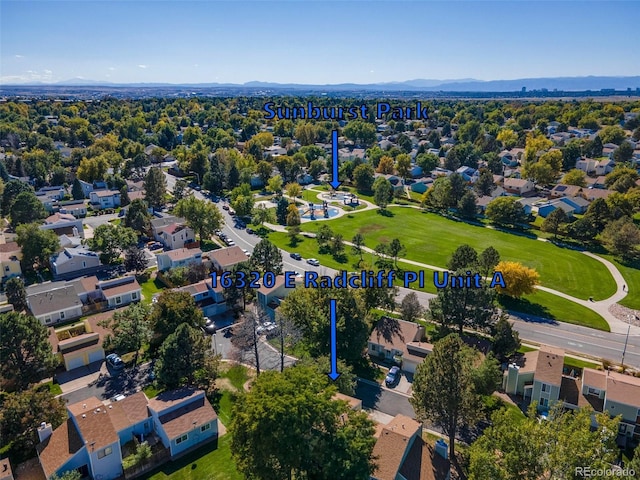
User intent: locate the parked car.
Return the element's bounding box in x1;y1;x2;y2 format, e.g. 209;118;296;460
225;238;236;246
290;252;302;260
106;353;125;370
203;318;217;334
246;228;255;235
229;208;236;216
385;366;401;387
307;258;320;266
222;204;229;210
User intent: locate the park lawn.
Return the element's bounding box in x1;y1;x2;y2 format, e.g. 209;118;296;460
601;254;640;310
299;208;615;301
142;434;242;480
499;290;610;332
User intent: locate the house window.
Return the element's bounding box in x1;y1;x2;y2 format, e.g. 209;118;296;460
115;296;122;305
132;292;138;300
82;261;86;268
60;311;65;320
176;434;188;444
540;398;549;407
541;383;549;393
4;266;9;272
45;316;52;324
619;424;628;434
201;423;211;432
370;344;377;352
97;446;113;459
587;387;600;396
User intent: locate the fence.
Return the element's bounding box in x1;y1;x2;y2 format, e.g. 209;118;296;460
123;448;170;480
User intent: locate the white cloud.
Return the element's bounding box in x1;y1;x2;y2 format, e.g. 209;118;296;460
44;69;52;74
0;69;56;84
15;54;24;58
108;67;116;71
137;64;147;69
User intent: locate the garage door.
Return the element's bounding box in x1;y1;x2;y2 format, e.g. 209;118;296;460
88;349;105;364
65;355;85;371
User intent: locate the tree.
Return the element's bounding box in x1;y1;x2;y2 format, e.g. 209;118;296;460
230;366;376;480
613;141;635;165
1;179;31;216
155;324;209;389
100;302;151;365
351;233;365;265
601;216;640;261
173;195;223;240
10;191;46;225
230;309;264;375
50;470;83;480
478;246;500;278
560;169;586;187
396;154;411;180
599;125;626;145
308;159;325;180
411;334;482;459
5;276;27;311
16;223;60;271
376;155;395;174
316;224;334;252
71;178;84;200
373;177;393;209
400;292;424;322
230;183;255;217
250;238;283;274
286;203;301;227
124;246;148;274
77;156;108;182
422;176;452;211
343;120;377;146
353;163;375;192
267;174;283;194
0;312;57;389
0;386;67;454
388;238;405;268
457;190;478;218
497;128;518;149
172;178;188;201
468;405;620;480
285;182;302;200
150;290;204;349
416;152;440;174
330;233;345;258
143;167;166;210
447;244;478;271
541;207;569;238
523;160;555;185
491;315;520;361
275;196;290;225
494;261;540;298
280;287;370;366
87;223;137;264
474;169;495;197
485;197;528;226
123;198;151;234
430;275;499;333
252;204;274;226
255;160;272;187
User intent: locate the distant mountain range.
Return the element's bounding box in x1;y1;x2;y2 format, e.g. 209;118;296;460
3;76;640;93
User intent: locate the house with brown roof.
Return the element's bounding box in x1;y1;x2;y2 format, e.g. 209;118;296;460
156;223;196;250
504;178;535;195
176;278;227;316
368;317;430;374
549;184;582;198
156;247;202;272
372;414;450;480
503;346;565;411
97;276;141;308
40;212;84;239
0;241;22;285
209;245;248;271
256;274;299;319
89;189;121;209
36;389;218;480
27;284;84;325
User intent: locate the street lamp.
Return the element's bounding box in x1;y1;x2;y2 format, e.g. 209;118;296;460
621;315;634;366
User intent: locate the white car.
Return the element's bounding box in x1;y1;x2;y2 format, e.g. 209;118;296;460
307;258;320;267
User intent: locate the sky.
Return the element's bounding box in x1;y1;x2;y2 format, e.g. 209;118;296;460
1;0;639;85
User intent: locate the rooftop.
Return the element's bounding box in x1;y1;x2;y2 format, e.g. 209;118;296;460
162;247;202;262
27;285;82;316
67;396;119;452
147;387;203;414
36;419;83;479
534;346;565;386
209;245;247;268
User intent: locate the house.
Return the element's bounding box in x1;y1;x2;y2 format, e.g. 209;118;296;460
549;184;582;198
48;311;113;370
499;150;519;167
50;246;102;280
90;190;121;210
151;215;188;240
58;199;88;218
503;346;565;411
371;414;450;480
559;196;590;214
36;190;63;212
455;166;478;182
503;178;534;195
156;223;196;250
146;388;218;458
157;247;202;272
333;393;362;411
256;274;298;319
176;278;227;316
27;283;84;325
516;197;547;216
582;188;614;201
535;200;575;219
410;177;433;194
595;159;615;176
209;246;248;271
78;179;94;198
368;317;431;374
0;242;22;284
40;212;85;239
36;388;217;480
98;276;142;308
575;158;598;174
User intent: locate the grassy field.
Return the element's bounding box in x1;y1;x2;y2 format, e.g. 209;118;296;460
142;434;242;480
499;290;609;331
139;275;164;304
297;208;616;301
602;254;640;310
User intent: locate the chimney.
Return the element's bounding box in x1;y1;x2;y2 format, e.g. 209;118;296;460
415;325;426;341
435;439;448;460
38;422;53;443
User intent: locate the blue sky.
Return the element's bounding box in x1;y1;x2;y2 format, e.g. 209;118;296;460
1;1;639;84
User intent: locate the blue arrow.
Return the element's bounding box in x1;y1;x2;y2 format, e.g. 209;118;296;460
329;130;341;190
328;298;341;381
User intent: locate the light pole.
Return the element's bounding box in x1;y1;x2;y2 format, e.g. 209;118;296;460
212;333;218;355
621;315;634;366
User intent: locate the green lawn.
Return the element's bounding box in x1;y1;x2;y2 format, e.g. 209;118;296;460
139;276;165;304
220;365;249;391
298;208;615;301
142;434;242;480
499;290;610;331
564;356;601;370
43;380;62;395
602;254;640;309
